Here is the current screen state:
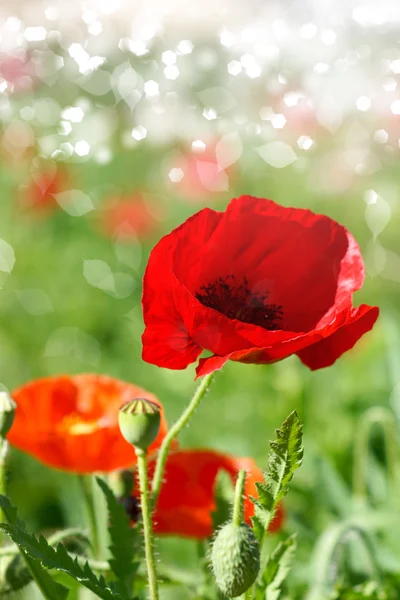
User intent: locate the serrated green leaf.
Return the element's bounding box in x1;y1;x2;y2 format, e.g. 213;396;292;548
254;535;297;600
0;495;128;600
0;495;69;600
96;477;140;595
251;411;303;539
211;469;235;532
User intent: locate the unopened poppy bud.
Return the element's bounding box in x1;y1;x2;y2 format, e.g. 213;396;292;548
118;398;160;451
0;391;16;439
211;469;260;597
211;522;260;597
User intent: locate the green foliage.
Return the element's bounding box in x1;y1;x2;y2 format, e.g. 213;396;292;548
0;528;90;596
254;535;297;600
0;494;131;600
96;477;140;596
211;469;235;532
331;581;399;599
251;410;303;540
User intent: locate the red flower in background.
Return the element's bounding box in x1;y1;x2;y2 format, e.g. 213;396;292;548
142;195;379;377
100;195;162;240
19;166;68;214
8;374;169;473
130;449;284;538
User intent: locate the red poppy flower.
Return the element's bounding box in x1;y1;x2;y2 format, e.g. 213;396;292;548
20;166;68;214
8;374;169;473
100;195;162;240
142;195;379;377
131;449;284;538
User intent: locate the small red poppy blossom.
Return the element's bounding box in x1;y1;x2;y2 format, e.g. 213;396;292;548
130;449;284;538
99;195;162;240
7;374;169;473
142;195;379;377
19;167;68;214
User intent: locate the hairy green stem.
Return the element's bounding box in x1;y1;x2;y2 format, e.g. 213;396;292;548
137;449;159;600
151;372;215;507
0;440;9;546
78;476;99;559
233;469;246;526
352;407;398;501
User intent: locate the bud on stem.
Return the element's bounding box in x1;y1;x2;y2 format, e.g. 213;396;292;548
211;469;260;598
118;398;160;451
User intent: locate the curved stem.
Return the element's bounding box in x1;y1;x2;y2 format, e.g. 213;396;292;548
233;470;246;526
306;521;382;600
151;373;215;507
137;449;159;600
352;407;398;501
78;476;99;559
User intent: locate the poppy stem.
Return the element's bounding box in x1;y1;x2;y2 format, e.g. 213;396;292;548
232;469;246;526
352;406;398;502
78;476;100;559
136;448;159;600
151;372;215;507
0;440;9;544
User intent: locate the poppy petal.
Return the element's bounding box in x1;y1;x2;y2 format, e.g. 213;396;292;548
297;304;379;370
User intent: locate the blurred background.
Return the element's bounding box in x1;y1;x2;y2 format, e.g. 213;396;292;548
1;0;400;598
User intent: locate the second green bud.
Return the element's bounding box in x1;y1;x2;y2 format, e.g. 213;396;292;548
119;398;161;451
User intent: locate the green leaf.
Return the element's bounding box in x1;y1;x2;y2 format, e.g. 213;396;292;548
96;477;140;595
254;535;297;600
251;411;303;539
211;469;235;532
0;495;69;600
0;495;128;600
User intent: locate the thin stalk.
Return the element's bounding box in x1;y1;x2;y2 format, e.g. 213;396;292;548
306;522;382;600
233;470;246;526
77;476;99;558
352;407;398;501
137;449;159;600
151;372;215;507
0;440;9;546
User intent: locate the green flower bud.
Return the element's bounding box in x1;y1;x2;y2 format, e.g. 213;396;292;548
211;522;260;597
0;391;16;439
118;398;160;451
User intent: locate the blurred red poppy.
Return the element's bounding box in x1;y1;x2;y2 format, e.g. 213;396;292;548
131;449;284;538
8;374;169;473
142;195;379;377
19;166;68;214
100;195;161;240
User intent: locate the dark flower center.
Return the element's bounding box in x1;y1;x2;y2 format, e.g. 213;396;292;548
118;496;142;523
196;275;283;330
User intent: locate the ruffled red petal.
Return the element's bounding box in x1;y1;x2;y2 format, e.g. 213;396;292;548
297;304;379;370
